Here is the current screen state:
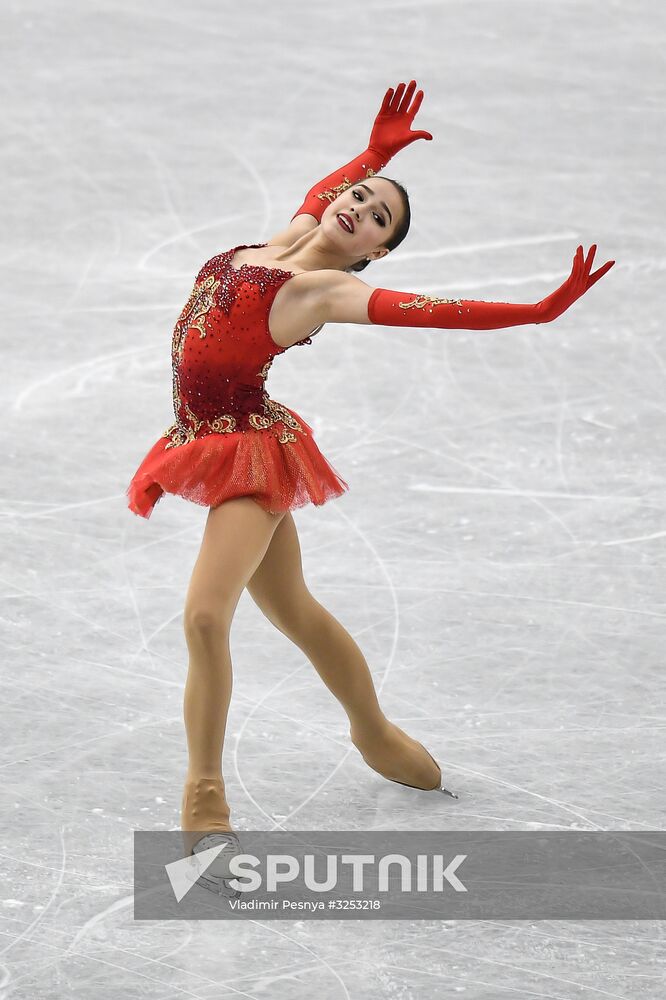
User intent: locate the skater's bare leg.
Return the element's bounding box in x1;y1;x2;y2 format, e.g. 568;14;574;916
181;497;286;855
246;513;440;789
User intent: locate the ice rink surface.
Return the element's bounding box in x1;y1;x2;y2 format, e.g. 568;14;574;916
1;0;664;996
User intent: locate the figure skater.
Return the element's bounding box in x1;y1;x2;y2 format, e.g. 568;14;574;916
126;80;614;895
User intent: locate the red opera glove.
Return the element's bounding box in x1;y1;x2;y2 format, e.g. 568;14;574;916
291;80;433;223
367;245;615;330
533;245;614;322
366;79;433;159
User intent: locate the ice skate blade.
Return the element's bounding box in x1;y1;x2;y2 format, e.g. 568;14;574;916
349;726;458;798
387;775;459;798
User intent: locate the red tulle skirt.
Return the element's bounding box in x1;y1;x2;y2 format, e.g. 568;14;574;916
126;403;349;519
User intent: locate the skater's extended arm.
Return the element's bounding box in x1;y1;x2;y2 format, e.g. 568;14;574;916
319;245;615;330
289;80;432;225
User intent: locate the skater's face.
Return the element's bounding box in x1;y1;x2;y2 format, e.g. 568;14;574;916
325;177;403;265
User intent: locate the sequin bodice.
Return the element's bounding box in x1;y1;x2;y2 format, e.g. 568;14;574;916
163;243;313;449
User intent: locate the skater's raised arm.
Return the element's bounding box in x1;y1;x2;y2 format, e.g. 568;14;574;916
286;80;432;227
320;245;615;330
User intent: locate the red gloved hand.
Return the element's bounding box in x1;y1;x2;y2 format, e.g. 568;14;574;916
534;245;615;323
291;80;432;223
367;79;433;159
367;245;615;331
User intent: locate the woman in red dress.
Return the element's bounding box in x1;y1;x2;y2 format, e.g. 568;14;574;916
126;80;614;893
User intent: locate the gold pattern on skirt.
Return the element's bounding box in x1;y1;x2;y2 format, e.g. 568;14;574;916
248;397;304;440
162;422;195;449
163;397;304;450
209;414;238;434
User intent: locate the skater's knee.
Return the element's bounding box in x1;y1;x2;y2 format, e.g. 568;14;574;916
184;603;234;639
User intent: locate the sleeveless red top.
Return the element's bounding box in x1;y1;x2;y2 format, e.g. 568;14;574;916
126;243;348;519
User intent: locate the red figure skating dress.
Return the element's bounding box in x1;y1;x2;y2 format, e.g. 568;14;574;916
126;243;349;518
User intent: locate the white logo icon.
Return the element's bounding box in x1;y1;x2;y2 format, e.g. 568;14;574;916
165;843;234;902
